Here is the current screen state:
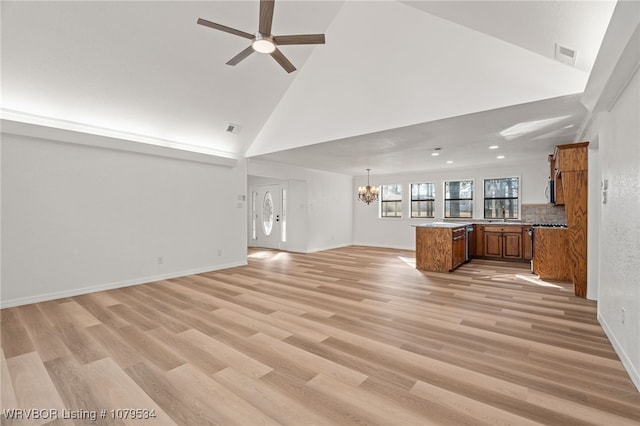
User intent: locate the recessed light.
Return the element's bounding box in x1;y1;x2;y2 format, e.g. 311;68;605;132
431;152;440;156
446;160;454;164
489;145;499;149
497;155;505;159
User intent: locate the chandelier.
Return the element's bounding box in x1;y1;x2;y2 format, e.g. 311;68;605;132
358;169;379;205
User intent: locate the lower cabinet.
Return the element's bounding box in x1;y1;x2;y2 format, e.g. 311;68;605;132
452;227;466;269
533;228;572;281
482;225;523;261
415;226;467;272
416;224;532;271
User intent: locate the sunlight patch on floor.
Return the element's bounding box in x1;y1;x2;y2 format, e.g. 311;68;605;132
248;250;276;259
515;273;563;289
398;256;417;268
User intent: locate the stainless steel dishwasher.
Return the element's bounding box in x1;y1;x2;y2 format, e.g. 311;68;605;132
465;225;474;261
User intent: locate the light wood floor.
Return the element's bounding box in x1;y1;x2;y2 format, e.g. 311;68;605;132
2;246;639;425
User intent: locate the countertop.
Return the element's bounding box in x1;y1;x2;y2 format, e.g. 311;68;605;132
413;221;533;228
413;222;473;228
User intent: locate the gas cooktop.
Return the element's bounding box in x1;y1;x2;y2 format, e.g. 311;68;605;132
532;223;568;228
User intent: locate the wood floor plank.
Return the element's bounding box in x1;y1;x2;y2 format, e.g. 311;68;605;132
1;247;638;425
165;364;279;426
112;325;185;372
179;328;273;379
81;357;176;425
259;369;374;425
248;332;368;387
57;301;102;328
74;301;131;329
212;367;331;425
1;349;19;414
16;304;71;362
146;327;227;375
125;360;221;426
0;308;35;358
307;373;439;425
52;324;107;365
105;290;190;334
43;355;118;426
209;307;293;341
84;323;144;369
410;379;543;426
5;351;72;426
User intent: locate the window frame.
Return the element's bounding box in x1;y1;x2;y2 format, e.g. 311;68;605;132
483;177;520;219
444;179;474;218
410;182;435;219
380;184;403;218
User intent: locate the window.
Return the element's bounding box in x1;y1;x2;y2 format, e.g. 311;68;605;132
484;177;519;219
445;180;473;218
411;183;435;218
381;184;402;217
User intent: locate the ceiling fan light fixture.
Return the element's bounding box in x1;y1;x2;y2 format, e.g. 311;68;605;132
252;34;276;53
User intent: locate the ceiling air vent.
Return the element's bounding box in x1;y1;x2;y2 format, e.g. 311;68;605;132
226;123;242;134
555;43;577;66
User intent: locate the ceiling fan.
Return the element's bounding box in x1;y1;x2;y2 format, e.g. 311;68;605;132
197;0;325;73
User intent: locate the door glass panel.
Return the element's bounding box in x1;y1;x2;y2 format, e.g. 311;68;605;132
281;188;287;242
251;191;257;240
263;191;274;236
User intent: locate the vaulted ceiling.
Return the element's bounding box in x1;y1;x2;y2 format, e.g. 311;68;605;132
1;1;616;175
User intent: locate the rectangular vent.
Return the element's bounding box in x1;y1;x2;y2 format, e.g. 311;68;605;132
555;43;577;66
226;123;242;134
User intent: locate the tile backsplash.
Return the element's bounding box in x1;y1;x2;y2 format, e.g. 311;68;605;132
522;204;567;224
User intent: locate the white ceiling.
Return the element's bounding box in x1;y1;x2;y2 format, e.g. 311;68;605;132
1;1;616;176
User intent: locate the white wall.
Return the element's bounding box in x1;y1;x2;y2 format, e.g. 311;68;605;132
248;159;353;253
584;71;640;391
579;1;640;391
353;159;548;249
1;130;248;308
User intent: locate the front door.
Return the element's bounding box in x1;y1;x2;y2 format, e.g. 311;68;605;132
250;184;282;249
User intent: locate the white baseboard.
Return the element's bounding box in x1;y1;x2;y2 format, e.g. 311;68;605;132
598;312;640;392
351;241;415;251
0;260;247;309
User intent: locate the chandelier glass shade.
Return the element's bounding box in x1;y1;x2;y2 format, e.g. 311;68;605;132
358;169;379;205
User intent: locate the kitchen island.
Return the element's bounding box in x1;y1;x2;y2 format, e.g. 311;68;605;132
414;222;472;272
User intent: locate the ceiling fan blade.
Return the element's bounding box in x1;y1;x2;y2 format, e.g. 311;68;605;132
226;46;255;66
197;18;254;40
270;48;296;73
273;34;325;45
259;0;275;36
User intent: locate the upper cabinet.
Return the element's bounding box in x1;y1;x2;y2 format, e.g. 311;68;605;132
554;142;589;173
549;141;589;206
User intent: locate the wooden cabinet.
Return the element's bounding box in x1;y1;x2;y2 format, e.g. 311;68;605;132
452;227;466;270
550;142;588;206
549;142;589;297
533;228;572;281
482;225;523;260
415;225;467;272
484;231;503;258
475;225;485;257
